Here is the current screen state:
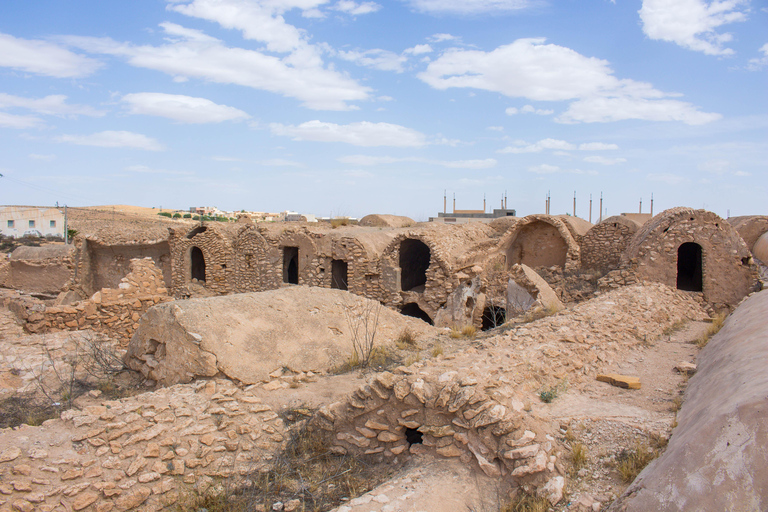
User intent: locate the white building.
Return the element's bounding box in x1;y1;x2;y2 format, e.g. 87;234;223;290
0;206;65;238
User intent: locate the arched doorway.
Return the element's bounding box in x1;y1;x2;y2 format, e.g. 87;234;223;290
400;303;433;325
190;246;206;282
283;247;299;284
399;239;430;291
507;221;567;268
677;242;703;292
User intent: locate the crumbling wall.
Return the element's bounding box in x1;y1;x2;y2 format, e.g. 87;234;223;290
3;244;75;294
623;208;758;308
12;258;171;345
169;225;235;296
728;215;768;253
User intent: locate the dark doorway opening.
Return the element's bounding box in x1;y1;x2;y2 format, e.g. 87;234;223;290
399;239;430;291
677;242;703;292
190;246;206;282
481;305;506;331
400;303;433;325
283;247;299;284
405;427;423;446
331;259;348;290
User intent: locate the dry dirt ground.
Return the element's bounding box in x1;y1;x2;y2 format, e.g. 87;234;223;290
0;283;710;512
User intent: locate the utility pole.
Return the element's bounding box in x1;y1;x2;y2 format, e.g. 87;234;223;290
599;192;603;223
589;194;593;223
573;191;576;217
650;193;654;217
64;205;68;244
639;198;642;214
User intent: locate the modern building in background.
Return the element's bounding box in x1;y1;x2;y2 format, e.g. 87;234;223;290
0;206;65;238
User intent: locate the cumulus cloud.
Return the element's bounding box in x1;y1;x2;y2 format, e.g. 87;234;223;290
0;94;104;118
63;23;369;110
125;164;193;175
121;93;250;123
429;33;459;43
583;156;626;165
0;32;100;78
747;43;768;70
408;0;538;14
270;120;427;147
419;38;719;124
404;44;433;55
0;112;43;129
337;49;407;72
506;104;553;116
499;138;619;154
639;0;748;56
56;131;165;151
332;0;381;15
29;154;56;161
338;155;496;168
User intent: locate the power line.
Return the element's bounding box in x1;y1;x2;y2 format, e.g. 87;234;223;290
0;173;96;205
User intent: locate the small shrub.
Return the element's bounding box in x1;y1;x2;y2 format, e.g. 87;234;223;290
539;380;567;403
158;211;172;218
183;213;192;218
616;443;659;482
172;213;182;218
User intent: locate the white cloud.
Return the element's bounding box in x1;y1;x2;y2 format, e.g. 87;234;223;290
639;0;748;56
583;156;626;165
271;121;427;147
429;33;459;43
747;43;768;70
0;94;104;118
647;172;686;185
121;93;249;123
404;44;433;55
56;131;165;151
499;138;617;154
333;1;381;15
0;112;43;129
408;0;537;14
578;142;618;151
506;104;553;116
487;126;504;131
419;38;720;124
0;32;100;78
64;23;369;110
338;155;496;168
558;96;720;125
259;158;304;167
337;49;407;72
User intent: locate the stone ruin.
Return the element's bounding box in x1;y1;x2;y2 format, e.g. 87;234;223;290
0;206;766;511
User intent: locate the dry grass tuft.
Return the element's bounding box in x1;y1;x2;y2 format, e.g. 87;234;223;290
500;492;550;512
431;343;444;358
449;324;477;340
616;443;659;483
569;442;588;476
394;328;417;350
694;313;727;348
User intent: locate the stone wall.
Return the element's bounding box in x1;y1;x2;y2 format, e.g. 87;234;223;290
2;245;75;295
0;379;285;512
11;258;171;345
580;216;642;272
76;240;171;297
623;208;759;309
169;226;236;297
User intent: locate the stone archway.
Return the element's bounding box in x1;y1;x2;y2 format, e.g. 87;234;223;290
399;239;430;291
400;302;433;325
190;246;206;282
677;242;703;292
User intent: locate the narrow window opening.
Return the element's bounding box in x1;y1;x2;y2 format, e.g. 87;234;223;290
405;428;423;446
331;259;348;290
283;246;299;284
677;242;703;292
481;305;506;331
190;246;206;282
399;238;430;291
400;303;433;325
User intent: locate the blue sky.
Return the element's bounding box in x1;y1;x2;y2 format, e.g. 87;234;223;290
0;0;765;221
